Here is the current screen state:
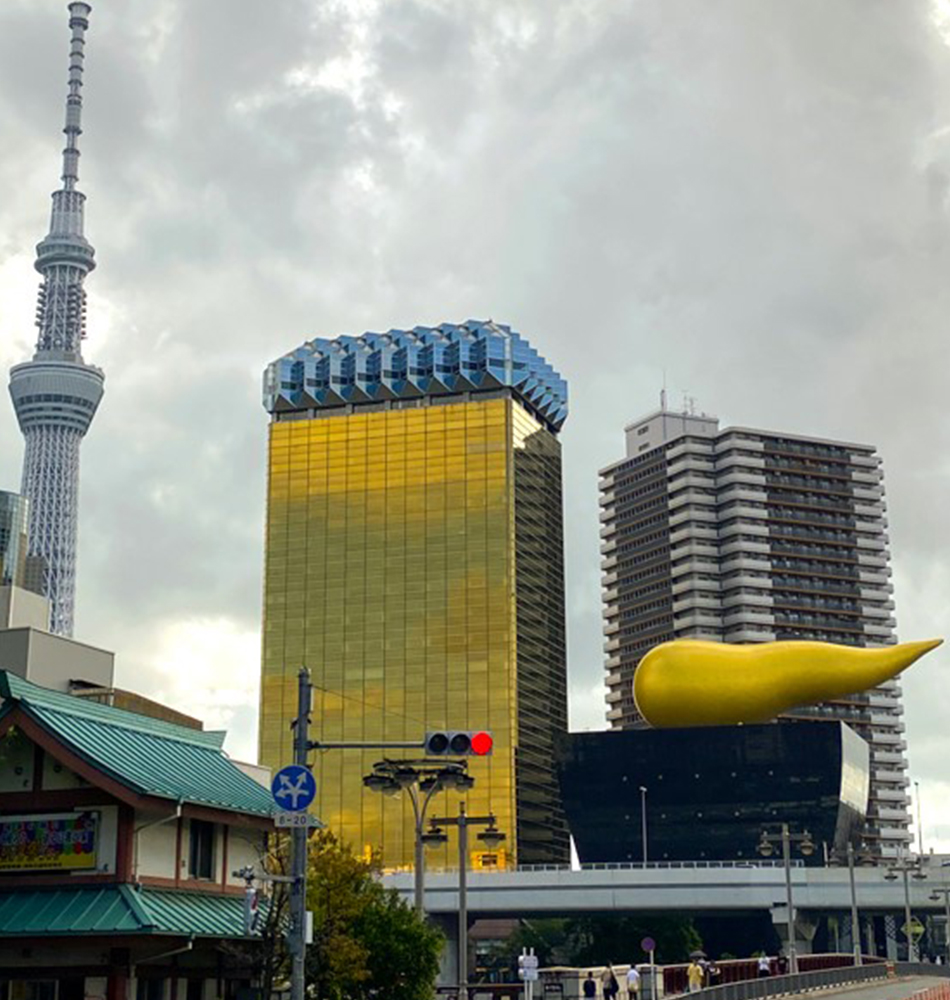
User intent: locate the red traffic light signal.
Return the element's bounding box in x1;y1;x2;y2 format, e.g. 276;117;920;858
424;730;493;757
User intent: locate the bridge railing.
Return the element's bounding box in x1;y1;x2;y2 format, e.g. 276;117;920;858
420;860;805;874
690;962;888;1000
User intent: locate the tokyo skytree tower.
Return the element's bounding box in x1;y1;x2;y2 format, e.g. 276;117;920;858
8;2;104;636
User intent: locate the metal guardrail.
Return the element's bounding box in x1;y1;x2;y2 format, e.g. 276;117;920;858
894;963;950;979
690;963;888;1000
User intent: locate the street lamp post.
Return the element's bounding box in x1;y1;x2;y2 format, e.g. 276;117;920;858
884;853;927;962
428;802;506;1000
757;823;815;973
639;786;648;865
929;886;950;963
847;843;861;966
363;759;475;917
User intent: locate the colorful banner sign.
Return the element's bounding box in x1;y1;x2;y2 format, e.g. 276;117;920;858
0;812;98;872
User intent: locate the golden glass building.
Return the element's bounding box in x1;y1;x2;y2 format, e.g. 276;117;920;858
260;321;569;868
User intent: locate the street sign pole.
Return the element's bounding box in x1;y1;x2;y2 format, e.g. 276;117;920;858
289;667;312;1000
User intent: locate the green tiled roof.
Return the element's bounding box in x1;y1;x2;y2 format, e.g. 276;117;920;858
0;886;251;937
0;671;273;817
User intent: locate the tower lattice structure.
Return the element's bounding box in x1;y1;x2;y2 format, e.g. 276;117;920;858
8;2;104;637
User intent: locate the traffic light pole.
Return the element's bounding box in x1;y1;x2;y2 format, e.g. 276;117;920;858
290;667;311;1000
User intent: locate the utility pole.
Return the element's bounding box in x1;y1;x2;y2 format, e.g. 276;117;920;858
289;667;312;1000
639;786;648;865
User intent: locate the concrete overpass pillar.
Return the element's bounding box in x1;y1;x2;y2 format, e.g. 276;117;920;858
770;907;817;958
432;913;459;987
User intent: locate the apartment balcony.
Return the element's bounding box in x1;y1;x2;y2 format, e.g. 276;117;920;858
716;470;767;489
857;569;891;587
869;714;905;730
669;506;717;527
673;611;723;629
719;537;771;556
721;575;773;593
856;552;888;568
668;457;715;479
868;693;901;710
721;593;773;610
672;577;721;595
856;535;887;552
874;788;911;804
673;595;721;614
603;619;620;636
869;731;906;748
850;452;881;468
667;439;714;461
670;544;719;563
854;501;886;517
671;558;719;577
668;489;711;511
714;455;767;474
714;435;765;453
605;689;622;705
853;485;884;501
869;806;912;823
724;627;777;642
717;485;768;504
606;706;622;722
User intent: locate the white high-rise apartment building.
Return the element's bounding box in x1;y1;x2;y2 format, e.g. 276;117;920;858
600;402;910;857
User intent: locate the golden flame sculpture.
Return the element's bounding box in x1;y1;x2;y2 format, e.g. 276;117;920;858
633;638;943;728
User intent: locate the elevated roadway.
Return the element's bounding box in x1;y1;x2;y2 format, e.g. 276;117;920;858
383;863;948;916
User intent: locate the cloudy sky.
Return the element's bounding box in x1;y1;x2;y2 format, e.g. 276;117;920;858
1;0;949;847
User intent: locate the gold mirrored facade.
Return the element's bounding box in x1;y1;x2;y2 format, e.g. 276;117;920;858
260;392;568;868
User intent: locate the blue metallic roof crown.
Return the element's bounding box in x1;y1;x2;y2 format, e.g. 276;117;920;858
263;319;568;432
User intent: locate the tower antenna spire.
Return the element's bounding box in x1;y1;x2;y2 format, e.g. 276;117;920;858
8;2;105;636
61;3;91;192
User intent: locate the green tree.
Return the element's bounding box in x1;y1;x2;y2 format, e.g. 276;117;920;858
505;914;702;970
305;830;443;1000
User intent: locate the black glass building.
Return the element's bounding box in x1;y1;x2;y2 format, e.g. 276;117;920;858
559;720;869;865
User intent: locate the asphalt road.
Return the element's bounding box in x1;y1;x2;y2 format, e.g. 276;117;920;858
816;977;943;1000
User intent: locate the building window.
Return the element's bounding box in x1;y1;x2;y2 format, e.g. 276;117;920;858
136;981;165;1000
188;819;215;880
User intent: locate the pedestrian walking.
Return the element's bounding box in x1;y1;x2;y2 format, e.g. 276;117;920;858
583;973;597;998
602;965;619;1000
687;959;704;993
626;965;641;999
756;955;771;978
707;961;721;988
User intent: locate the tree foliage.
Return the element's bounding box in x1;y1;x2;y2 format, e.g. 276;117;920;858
505;914;702;969
305;830;444;1000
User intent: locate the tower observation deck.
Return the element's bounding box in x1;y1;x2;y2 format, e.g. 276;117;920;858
8;3;104;636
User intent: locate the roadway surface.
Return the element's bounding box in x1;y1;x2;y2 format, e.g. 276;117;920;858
807;978;938;1000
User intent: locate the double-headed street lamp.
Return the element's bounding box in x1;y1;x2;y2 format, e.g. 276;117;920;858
363;758;475;916
884;853;927;962
427;802;506;1000
757;823;815;973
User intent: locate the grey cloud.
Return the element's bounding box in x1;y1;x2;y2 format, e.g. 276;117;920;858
1;1;949;816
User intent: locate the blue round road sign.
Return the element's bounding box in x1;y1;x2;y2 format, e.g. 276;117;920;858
641;937;656;954
271;764;317;812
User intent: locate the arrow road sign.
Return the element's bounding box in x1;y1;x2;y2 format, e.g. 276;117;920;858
271;764;316;812
902;917;925;941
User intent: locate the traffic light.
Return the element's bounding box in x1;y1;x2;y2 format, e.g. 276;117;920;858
424;730;493;756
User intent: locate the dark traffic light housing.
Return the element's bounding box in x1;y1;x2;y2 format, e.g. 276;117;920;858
424;730;493;756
